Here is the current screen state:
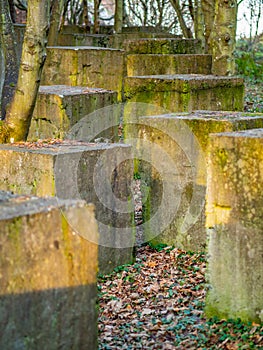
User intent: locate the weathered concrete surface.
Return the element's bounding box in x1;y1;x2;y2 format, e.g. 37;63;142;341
124;75;244;112
121;26;177;34
137;112;263;251
205;128;263;323
28;85;118;141
57;33;110;47
41;46;125;100
123;38;202;54
0;191;98;349
57;31;176;49
127;54;212;76
108;32;175;49
0;141;135;274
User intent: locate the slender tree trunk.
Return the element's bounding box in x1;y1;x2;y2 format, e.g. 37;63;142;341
93;0;100;33
8;0;16;22
61;0;70;27
4;0;50;142
0;0;19;120
169;0;193;38
201;0;216;52
48;0;64;46
188;0;195;21
209;0;237;75
114;0;123;33
194;0;205;49
83;0;89;30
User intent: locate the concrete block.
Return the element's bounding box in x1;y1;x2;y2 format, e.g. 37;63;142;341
108;32;175;49
42;46;125;100
28;85;118;141
127;54;212;76
137;112;263;251
0;191;98;349
123;38;202;54
57;33;110;47
56;32;174;49
124;74;244;112
205;128;263;323
0;141;135;274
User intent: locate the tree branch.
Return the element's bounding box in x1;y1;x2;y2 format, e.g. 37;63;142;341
169;0;193;37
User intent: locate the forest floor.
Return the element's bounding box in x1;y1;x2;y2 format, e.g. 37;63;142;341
244;80;263;113
98;79;263;349
98;246;263;349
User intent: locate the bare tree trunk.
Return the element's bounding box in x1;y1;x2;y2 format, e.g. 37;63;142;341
4;0;50;142
209;0;237;75
8;0;16;22
169;0;193;38
48;0;64;46
0;0;19;119
93;0;100;33
201;0;216;52
194;0;205;49
61;0;70;27
83;0;89;30
114;0;123;33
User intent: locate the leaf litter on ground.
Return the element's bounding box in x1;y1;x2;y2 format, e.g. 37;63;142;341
98;245;263;349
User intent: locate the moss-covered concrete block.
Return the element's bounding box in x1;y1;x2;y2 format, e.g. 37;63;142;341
28;85;118;141
137;112;263;251
124;74;244;112
123;38;202;54
42;46;125;100
0;191;98;349
127;54;212;76
205;128;263;323
0;141;135;274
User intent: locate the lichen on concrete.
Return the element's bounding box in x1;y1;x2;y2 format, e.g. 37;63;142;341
123;38;202;54
136;114;263;252
126;54;212;76
28;85;118;141
206;128;263;323
0;142;135;274
124;75;244;112
0;191;98;349
42;46;125;100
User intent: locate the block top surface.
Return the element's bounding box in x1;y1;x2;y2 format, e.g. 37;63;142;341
127;53;211;58
47;45;124;52
210;128;263;139
0;140;130;155
125;75;244;93
140;111;263;122
125;38;198;43
128;74;243;83
123;38;200;47
38;85;116;96
0;190;86;221
61;33;108;38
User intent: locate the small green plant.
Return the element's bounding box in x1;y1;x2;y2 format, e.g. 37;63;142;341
133;172;141;180
113;264;131;273
148;241;168;251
